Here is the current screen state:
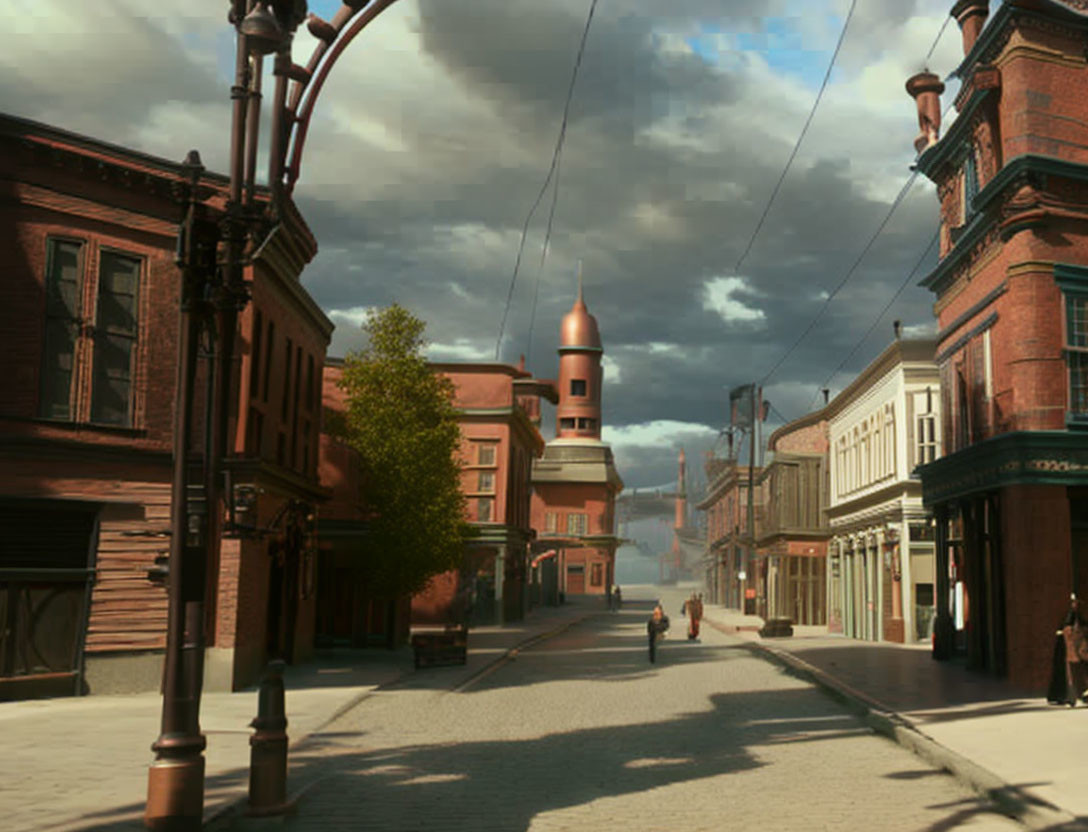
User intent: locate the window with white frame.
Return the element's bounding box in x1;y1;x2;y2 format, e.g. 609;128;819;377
1067;292;1088;419
567;512;588;535
476;442;496;465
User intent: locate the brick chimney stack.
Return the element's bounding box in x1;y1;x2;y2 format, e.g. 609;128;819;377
906;72;946;154
951;0;989;56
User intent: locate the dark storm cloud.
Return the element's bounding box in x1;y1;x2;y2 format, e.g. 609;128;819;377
1;0;957;492
289;0;953;482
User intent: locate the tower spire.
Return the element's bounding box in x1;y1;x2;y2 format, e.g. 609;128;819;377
577;259;584;304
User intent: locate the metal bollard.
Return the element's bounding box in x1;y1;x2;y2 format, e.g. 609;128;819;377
248;660;290;816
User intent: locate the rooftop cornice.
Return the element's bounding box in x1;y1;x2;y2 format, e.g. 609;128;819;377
921;154;1088;293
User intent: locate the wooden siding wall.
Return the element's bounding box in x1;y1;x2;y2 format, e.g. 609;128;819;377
85;482;171;653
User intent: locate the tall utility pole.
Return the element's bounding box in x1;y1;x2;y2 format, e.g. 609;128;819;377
745;386;756;615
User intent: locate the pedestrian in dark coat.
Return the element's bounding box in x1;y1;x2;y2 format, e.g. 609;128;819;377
647;604;670;663
1047;595;1088;707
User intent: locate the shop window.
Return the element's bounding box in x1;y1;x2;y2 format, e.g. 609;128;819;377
567;512;587;535
571;379;586;396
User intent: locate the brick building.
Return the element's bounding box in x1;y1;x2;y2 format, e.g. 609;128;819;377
0;113;330;698
908;0;1088;687
754;411;830;626
696;457;760;611
530;286;623;598
414;361;553;625
314;359;409;649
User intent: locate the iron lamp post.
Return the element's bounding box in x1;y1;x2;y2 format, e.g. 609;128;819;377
145;1;400;827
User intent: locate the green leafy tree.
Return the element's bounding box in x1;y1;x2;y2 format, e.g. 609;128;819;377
337;304;468;597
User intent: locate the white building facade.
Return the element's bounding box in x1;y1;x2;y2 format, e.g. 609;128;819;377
826;339;941;643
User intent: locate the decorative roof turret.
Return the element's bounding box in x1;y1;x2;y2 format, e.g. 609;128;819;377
559;264;601;351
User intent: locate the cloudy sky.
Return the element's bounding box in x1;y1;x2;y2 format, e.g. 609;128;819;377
4;0;970;506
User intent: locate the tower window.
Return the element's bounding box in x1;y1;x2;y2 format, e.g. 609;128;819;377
570;379;587;396
559;417;576;431
577;418;596;431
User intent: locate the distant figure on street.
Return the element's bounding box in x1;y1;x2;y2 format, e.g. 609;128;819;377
647;603;670;663
613;586;622;611
681;592;703;640
1048;594;1088;706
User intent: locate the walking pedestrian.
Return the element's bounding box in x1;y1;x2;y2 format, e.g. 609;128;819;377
613;585;622;611
1048;594;1088;707
647;603;670;663
683;592;702;640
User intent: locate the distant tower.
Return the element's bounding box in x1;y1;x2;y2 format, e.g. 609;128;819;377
556;268;603;441
675;448;687;531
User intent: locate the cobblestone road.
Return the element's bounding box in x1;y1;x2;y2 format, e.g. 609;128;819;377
279;587;1023;832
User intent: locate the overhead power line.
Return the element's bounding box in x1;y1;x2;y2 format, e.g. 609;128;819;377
925;12;954;66
808;227;940;411
495;0;599;362
759;168;922;387
525;143;564;368
731;0;857;279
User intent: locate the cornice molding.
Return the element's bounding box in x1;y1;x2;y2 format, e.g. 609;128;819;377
917;429;1088;504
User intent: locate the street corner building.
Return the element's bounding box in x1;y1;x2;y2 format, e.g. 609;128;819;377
907;0;1088;689
530;283;624;599
0;113;331;699
412;360;557;627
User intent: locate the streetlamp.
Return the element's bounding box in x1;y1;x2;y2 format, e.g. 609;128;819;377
146;1;400;828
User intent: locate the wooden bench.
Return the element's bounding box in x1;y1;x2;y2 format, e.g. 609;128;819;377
411;625;469;668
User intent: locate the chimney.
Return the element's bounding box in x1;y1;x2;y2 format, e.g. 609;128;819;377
951;0;989;57
894;319;902;339
906;72;946;154
822;388;830;406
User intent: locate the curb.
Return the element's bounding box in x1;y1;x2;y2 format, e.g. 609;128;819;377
707;621;1079;831
204;609;595;829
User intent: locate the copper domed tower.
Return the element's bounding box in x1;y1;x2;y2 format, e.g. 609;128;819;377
556;273;603;440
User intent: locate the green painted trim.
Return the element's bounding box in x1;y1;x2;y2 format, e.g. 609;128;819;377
465;523;533;547
917;431;1088;504
915;86;994;179
921;155;1088;293
1055;262;1088;293
950;1;1088;83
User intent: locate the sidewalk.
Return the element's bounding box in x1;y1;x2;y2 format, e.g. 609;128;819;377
701;604;1088;830
0;600;596;832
